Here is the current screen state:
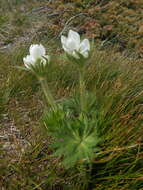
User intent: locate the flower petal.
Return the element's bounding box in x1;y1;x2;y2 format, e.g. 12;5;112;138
72;51;80;59
61;35;67;46
68;30;80;47
66;38;79;51
80;39;90;54
61;35;69;52
29;44;46;60
23;55;35;68
82;51;89;58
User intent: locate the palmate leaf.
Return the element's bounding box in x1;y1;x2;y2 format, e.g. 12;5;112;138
42;106;66;134
43;108;101;167
53;132;101;167
42;87;103;167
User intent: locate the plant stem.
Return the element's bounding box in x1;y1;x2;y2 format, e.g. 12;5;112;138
79;67;86;112
39;78;56;110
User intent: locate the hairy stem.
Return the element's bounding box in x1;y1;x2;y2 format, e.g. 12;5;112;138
39;78;56;110
79;68;86;112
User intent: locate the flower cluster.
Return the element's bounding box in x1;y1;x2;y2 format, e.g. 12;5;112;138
23;30;90;70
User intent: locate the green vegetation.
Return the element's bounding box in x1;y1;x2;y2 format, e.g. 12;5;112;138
0;0;143;190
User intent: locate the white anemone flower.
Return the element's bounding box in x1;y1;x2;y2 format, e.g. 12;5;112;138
61;30;90;59
23;44;49;69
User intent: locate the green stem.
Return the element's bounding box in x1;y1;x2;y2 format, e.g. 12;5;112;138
39;78;56;110
79;67;86;112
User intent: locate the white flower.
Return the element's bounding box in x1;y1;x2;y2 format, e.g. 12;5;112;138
61;30;90;59
23;44;49;69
